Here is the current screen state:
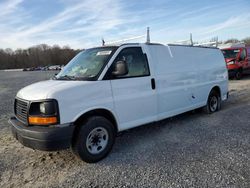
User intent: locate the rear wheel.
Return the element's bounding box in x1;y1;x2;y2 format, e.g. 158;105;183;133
72;116;115;163
205;90;221;114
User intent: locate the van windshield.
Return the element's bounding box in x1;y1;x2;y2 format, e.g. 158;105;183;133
221;49;240;59
55;47;117;81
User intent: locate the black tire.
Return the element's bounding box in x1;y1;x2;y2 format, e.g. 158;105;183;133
235;69;242;80
204;90;221;114
72;116;115;163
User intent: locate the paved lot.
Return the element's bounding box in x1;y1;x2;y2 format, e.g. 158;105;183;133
0;71;249;188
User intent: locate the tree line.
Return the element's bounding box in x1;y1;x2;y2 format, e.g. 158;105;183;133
0;44;82;70
0;37;250;70
224;37;250;45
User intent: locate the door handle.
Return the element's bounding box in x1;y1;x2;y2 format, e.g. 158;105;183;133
151;78;156;90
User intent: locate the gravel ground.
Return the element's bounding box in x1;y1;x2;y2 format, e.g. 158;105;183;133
0;71;249;188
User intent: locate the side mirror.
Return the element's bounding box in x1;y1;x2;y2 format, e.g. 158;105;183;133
112;61;128;77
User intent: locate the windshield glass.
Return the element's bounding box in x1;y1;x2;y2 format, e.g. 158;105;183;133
56;47;117;80
222;49;240;59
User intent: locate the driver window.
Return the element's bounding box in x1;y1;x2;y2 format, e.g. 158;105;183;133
240;49;246;61
111;47;150;78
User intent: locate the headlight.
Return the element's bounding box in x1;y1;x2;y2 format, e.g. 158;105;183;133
227;61;235;65
40;103;46;114
29;100;59;125
39;101;56;115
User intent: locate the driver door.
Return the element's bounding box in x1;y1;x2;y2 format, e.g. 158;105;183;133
105;47;157;131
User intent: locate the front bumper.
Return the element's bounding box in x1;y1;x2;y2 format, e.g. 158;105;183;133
9;117;75;151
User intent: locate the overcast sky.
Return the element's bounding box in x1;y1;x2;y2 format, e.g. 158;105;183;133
0;0;250;49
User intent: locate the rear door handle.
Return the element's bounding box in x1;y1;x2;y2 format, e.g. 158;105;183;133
151;78;156;90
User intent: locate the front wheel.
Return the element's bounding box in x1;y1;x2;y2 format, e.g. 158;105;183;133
72;116;115;163
205;90;221;114
235;69;242;80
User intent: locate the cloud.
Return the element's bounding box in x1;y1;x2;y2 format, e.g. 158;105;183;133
0;0;23;18
0;0;250;49
150;1;250;43
1;0;135;48
199;15;250;35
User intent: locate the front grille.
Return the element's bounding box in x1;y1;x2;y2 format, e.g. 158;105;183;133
15;99;29;124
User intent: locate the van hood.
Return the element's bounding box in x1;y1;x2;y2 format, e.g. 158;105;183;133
17;80;91;101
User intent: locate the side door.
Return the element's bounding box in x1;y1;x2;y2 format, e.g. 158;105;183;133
104;47;157;131
146;45;195;120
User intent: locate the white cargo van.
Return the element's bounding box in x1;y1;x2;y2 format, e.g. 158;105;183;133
10;43;228;163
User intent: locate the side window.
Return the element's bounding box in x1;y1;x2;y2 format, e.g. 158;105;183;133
240;49;246;60
109;47;150;79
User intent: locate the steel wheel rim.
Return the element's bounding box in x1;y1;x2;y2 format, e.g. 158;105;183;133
86;127;109;155
210;96;218;112
236;72;241;79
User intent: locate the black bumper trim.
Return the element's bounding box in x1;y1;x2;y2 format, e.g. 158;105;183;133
9;117;75;151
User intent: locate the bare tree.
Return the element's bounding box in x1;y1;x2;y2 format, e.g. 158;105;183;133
242;37;250;46
224;38;240;44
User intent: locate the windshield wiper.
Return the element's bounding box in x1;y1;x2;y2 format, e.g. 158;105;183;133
57;75;76;80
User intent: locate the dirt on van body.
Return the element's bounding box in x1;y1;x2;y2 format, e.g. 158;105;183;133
0;71;249;188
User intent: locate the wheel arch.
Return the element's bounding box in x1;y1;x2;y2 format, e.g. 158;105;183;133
212;86;221;97
207;85;221;102
73;108;118;134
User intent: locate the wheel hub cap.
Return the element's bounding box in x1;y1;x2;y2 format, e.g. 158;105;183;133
210;96;218;112
86;127;108;155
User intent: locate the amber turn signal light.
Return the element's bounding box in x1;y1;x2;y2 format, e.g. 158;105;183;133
28;116;58;125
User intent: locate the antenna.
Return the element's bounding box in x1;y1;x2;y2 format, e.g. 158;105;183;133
102;38;105;46
146;27;150;43
190;33;193;46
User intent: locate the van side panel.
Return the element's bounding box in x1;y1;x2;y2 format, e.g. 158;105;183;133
146;45;228;121
196;48;228;102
